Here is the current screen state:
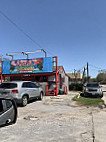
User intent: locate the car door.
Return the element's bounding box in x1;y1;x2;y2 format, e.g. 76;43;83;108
29;82;39;97
21;82;34;99
0;99;15;126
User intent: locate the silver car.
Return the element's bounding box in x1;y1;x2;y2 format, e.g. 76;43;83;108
83;82;103;98
0;81;43;106
0;96;17;127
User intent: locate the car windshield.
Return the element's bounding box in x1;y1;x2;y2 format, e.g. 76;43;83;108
0;83;17;89
86;83;99;88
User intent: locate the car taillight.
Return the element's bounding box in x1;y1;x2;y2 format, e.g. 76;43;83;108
11;89;18;93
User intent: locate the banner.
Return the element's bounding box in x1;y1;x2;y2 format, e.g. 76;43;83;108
2;57;53;74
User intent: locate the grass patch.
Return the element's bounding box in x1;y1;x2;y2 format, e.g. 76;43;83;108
70;90;83;93
72;95;104;106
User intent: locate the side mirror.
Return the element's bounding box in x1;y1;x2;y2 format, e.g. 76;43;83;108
0;97;17;127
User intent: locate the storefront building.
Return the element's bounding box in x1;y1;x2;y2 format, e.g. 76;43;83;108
1;56;69;96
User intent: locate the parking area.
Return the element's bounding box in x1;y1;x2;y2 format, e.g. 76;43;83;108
0;91;106;142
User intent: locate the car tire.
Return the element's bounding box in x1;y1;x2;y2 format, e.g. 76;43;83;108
38;92;43;100
100;93;103;98
21;95;28;107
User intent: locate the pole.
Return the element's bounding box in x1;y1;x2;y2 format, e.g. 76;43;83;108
1;61;3;83
55;56;58;96
87;62;89;82
74;69;77;82
82;67;86;83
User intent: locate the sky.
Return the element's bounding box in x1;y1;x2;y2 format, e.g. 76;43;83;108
0;0;106;77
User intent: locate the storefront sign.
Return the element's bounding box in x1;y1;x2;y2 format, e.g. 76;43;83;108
2;57;53;74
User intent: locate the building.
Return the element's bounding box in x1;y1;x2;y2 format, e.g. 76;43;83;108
67;73;82;84
1;56;69;96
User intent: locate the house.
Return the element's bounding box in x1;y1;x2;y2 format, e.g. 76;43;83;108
67;73;82;84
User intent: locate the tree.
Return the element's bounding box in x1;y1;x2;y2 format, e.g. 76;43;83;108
96;73;106;82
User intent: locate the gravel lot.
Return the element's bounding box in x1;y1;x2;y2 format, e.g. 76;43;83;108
0;91;106;142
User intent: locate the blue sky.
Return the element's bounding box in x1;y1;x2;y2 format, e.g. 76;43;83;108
0;0;106;77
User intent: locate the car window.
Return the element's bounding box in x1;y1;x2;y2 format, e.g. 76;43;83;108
86;83;99;87
0;100;4;114
34;83;39;88
22;82;37;88
22;82;29;88
5;100;12;109
0;83;17;89
29;82;36;88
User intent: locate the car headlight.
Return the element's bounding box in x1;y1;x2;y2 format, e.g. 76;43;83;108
86;88;88;91
97;88;102;92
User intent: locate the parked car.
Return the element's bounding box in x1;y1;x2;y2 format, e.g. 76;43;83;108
0;95;17;127
83;82;103;98
0;81;44;106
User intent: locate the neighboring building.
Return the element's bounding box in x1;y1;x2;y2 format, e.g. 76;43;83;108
67;73;83;84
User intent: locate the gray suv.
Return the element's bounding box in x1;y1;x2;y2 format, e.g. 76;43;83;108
83;82;103;98
0;81;43;106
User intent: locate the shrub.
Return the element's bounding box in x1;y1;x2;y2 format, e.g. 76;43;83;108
69;83;83;91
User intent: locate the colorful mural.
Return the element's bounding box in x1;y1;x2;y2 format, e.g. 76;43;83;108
10;58;43;73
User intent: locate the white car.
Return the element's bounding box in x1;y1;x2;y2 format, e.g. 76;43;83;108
83;82;103;98
0;81;43;106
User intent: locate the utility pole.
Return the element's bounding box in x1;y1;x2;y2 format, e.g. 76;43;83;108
0;55;3;83
87;62;89;82
82;67;86;83
74;69;77;82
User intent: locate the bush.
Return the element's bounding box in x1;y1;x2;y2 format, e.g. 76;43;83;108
69;83;83;91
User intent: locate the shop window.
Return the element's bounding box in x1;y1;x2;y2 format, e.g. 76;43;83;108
42;76;47;82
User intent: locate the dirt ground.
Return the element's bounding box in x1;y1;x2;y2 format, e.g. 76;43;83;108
0;91;106;142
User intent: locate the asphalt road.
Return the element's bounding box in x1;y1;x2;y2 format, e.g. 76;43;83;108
0;92;106;142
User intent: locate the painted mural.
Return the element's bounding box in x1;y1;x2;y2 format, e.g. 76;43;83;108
10;58;43;74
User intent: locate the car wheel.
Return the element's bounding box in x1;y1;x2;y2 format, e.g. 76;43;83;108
38;92;43;100
22;96;28;106
100;93;103;98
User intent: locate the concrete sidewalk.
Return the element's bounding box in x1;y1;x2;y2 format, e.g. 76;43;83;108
93;110;106;142
93;92;106;142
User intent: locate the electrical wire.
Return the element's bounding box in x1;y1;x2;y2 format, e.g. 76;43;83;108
0;9;42;49
0;9;58;58
89;64;103;70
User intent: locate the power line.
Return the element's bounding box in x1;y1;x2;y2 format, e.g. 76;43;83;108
46;49;55;56
89;64;103;70
0;9;42;49
0;9;58;57
74;64;86;73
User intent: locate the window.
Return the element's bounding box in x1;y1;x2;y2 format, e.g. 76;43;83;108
0;83;17;89
0;100;3;114
22;82;29;88
22;82;37;88
42;76;47;82
5;100;12;109
29;82;38;88
87;83;99;87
